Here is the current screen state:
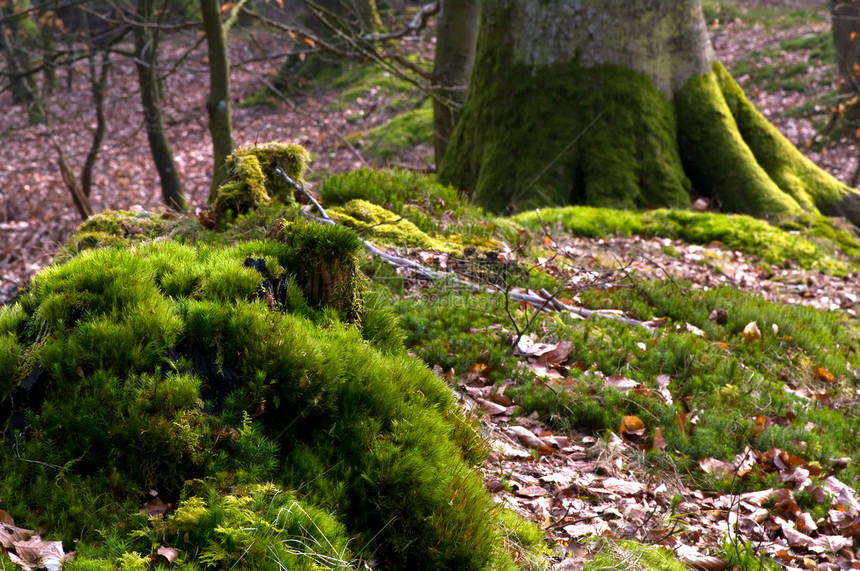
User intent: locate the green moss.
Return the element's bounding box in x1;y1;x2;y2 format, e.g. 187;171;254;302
350;99;433;161
439;8;690;213
212;142;310;219
675;68;803;219
268;218;366;322
321;169;501;249
712;63;858;215
585;541;689;571
334;61;426;110
511;206;860;271
329;199;445;251
1;234;541;569
702;0;825;29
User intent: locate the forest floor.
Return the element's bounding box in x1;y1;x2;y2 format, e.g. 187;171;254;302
4;1;860;570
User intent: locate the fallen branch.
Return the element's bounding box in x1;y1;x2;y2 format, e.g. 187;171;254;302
274;169;650;330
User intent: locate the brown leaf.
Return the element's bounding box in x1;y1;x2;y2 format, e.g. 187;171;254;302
678;555;729;571
619;415;646;442
12;537;66;570
605;375;639;391
155;546;180;564
477;398;507;416
534;340;573;366
753;415;767;437
699;457;735;478
652;427;667;451
677;410;687;434
600;477;645;495
0;510;13;526
141;496;170;516
0;523;33;550
515;485;547;498
814;367;835;383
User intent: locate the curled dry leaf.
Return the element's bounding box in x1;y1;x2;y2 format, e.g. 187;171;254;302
515;485;548;498
742;321;762;342
505;425;544;449
619;415;645;442
156;546;180;564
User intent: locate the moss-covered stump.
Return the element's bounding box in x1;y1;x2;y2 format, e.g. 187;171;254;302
212;142;310;220
267;218;366;323
0;228;540;569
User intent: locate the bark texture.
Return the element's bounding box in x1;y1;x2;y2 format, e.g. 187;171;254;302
439;0;860;225
201;0;235;201
432;0;479;166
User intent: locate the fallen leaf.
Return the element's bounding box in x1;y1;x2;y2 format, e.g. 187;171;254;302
814;367;835;383
686;322;705;337
699;457;735;478
600;477;645;495
753;415;767;437
619;415;646;442
678;554;729;571
742;321;762;342
605;375;639;391
515;485;547;498
652;427;667;451
505;426;543;449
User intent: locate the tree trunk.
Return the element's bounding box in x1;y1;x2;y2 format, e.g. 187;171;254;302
439;0;860;225
134;0;186;211
201;0;234;201
829;1;860;186
432;0;479;167
1;0;46;125
83;50;110;198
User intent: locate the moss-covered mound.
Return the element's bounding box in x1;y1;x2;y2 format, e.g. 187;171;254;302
0;221;539;570
212;142;310;220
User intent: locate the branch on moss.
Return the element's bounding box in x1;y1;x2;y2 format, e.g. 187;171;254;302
275;169;650;330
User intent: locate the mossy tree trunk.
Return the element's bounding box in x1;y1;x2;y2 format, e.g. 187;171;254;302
439;0;860;225
432;0;479;167
134;0;186;211
201;0;235;201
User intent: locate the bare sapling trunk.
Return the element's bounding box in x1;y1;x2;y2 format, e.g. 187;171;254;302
201;0;234;201
134;0;186;211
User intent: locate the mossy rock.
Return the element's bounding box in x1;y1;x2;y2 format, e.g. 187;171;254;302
212;142;310;220
0;222;538;569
